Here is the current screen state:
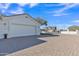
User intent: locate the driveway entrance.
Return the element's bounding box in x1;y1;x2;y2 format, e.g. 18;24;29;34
0;35;46;56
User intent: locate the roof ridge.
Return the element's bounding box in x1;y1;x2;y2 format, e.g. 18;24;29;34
2;13;26;17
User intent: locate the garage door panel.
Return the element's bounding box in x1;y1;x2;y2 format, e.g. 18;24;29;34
0;23;4;39
8;24;36;37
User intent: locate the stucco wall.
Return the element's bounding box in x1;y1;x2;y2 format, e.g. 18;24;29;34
0;14;40;39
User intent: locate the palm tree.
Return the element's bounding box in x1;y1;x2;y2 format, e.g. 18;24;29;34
35;17;48;26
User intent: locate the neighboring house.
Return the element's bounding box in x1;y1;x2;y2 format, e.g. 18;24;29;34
0;14;41;39
60;29;78;35
41;26;60;35
41;26;57;33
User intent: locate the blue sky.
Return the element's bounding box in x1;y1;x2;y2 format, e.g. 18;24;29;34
0;3;79;29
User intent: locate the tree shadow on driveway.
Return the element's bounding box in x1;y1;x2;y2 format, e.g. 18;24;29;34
0;35;46;56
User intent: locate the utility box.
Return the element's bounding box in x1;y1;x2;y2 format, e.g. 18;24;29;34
4;34;8;39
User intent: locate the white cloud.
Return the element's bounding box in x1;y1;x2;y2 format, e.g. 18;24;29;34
45;3;72;7
17;3;38;8
29;3;38;8
0;3;24;14
54;3;79;13
56;3;72;6
9;7;24;14
9;3;38;14
17;3;28;6
0;3;38;15
73;20;79;23
47;11;69;16
0;3;10;9
0;3;11;13
46;3;79;16
53;13;68;16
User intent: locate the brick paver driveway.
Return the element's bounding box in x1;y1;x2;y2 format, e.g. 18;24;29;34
0;35;46;56
7;34;79;56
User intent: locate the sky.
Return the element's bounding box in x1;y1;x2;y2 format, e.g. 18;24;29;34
0;3;79;29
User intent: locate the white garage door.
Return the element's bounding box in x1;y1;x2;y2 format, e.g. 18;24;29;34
0;21;9;39
0;24;3;38
8;23;37;38
0;23;4;39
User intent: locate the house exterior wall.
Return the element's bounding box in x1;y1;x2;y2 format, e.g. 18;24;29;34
0;14;40;39
0;21;4;39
